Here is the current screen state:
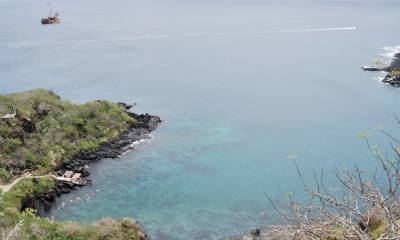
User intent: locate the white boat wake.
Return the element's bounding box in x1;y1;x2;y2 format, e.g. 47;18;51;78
17;26;361;46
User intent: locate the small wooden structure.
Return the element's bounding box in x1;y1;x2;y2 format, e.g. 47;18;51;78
50;171;87;186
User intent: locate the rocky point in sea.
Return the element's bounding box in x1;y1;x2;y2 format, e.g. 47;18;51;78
363;52;400;86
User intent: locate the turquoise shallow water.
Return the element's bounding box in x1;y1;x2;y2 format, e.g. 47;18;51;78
1;0;400;239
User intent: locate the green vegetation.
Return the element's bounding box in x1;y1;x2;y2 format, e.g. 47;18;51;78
0;89;146;239
0;178;145;240
0;89;135;183
0;177;54;211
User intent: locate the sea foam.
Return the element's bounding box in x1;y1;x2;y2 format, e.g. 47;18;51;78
381;45;400;62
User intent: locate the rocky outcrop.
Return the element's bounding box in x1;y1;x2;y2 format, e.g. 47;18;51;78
382;72;400;86
251;228;261;237
117;102;136;110
65;113;161;169
361;66;388;72
20;186;58;215
363;53;400;86
382;53;400;86
389;53;400;69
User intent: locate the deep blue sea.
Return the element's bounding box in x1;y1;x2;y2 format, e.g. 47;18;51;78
1;0;400;239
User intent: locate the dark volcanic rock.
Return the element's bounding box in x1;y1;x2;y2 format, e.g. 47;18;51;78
382;73;400;86
82;166;90;177
382;53;400;86
21;188;57;215
364;52;400;87
251;228;261;237
362;66;388;72
70;113;161;163
54;187;62;196
117;102;136;110
53;181;75;194
60;186;72;193
44;190;57;202
74;165;84;173
390;53;400;69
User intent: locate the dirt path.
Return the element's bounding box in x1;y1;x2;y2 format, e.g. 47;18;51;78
0;173;48;193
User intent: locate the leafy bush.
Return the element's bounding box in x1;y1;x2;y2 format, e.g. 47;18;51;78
0;168;12;183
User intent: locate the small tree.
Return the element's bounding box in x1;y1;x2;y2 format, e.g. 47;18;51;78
266;121;400;239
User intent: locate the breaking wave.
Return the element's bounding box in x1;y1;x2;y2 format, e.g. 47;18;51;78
381;45;400;62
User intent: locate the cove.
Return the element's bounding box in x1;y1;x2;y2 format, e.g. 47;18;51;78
1;0;400;239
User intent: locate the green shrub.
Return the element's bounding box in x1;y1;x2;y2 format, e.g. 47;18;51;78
23;150;39;168
2;138;22;153
0;168;12;183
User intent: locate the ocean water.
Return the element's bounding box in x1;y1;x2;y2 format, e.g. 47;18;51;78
1;0;400;239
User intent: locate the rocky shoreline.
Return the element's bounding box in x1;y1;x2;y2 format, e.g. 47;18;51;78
28;103;161;222
363;52;400;86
